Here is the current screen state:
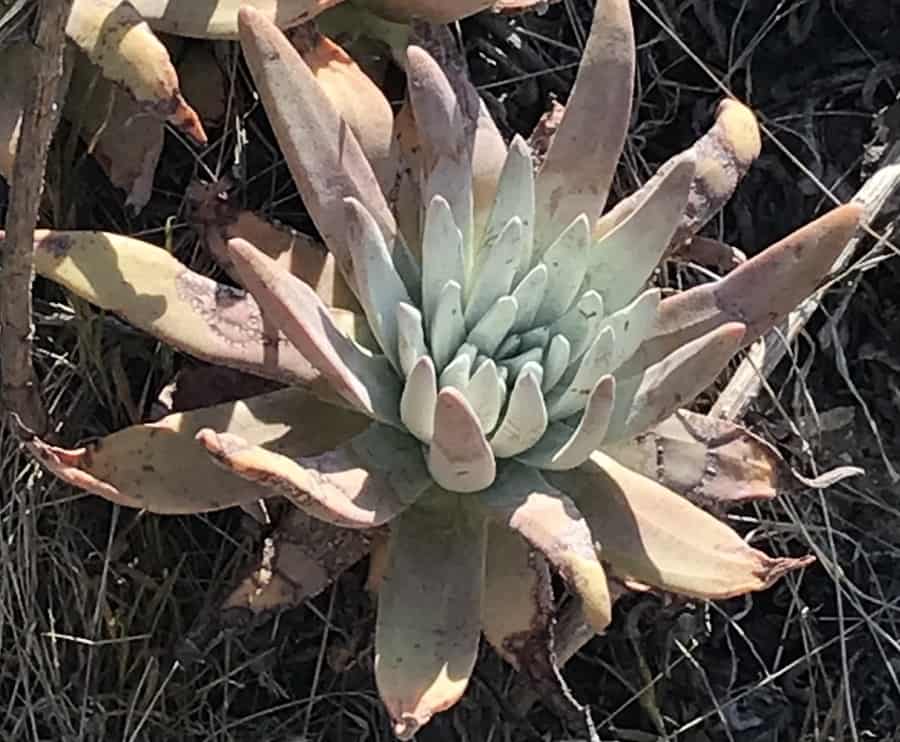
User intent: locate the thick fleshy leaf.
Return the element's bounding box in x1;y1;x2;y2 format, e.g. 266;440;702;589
606;322;745;442
481;524;553;672
603;409;782;506
587;153;695;313
375;491;486;740
477;463;612;631
490;364;548;458
464;359;503;434
28;230;366;389
465;217;522;328
28;388;367;513
396;302;427;376
511;264;549;332
534;214;590;325
481;135;535;282
430;280;466;371
406;45;475;267
466;295;518;356
624;204;863;374
363;0;495;23
226;237;401;423
550;452;814;599
541;333;571;392
546;326;615;420
594;101;761;255
600;289;661;372
197;424;429;527
421;195;466;327
237;6;400;290
428;387;496;492
343;198;412;370
533;0;634;245
548;289;604;364
401;356;437;443
293;27;395;187
190;188;360;312
519;375;614;470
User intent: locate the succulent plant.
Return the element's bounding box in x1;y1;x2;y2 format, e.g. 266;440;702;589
21;1;864;738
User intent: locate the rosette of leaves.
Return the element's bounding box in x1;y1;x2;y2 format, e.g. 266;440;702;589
23;2;863;738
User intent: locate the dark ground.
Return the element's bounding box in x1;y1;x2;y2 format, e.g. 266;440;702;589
2;1;900;740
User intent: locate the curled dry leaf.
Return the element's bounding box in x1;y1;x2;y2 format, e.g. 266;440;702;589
66;0;206;143
66;51;165;212
604;408;782;507
28;387;368;513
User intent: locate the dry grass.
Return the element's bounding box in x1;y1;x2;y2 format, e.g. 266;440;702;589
3;1;900;740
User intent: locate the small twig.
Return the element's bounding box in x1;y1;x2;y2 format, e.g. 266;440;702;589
0;0;72;436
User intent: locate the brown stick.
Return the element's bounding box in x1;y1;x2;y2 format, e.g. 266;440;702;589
1;0;73;436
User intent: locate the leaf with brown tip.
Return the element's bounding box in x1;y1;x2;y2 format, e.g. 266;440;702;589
594;99;761;252
29;387;368;513
198;423;430;527
65;0;206;143
478;463;612;632
375;491;486;740
625;203;863;373
226;237;401;422
550;452;814;599
481;523;553;673
534;0;634;246
427;387;496;492
237;5;398;290
28;229;368;389
603;409;782;507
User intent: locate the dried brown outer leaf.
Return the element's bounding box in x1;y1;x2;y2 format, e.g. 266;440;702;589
386;102;425;257
478;463;612;632
494;0;560;10
130;0;342;39
238;5;398;290
66;52;164;212
222;507;377;618
604;409;781;508
0;42;28;180
376;492;485;740
65;0;206;143
481;524;553;674
624;203;863;374
189;187;361;313
551;452;814;599
534;0;634;245
29;387;368;513
197;424;430;527
291;25;394;188
595;100;762;250
27;229;366;390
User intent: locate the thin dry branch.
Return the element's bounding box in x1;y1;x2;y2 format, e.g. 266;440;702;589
1;0;72;436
